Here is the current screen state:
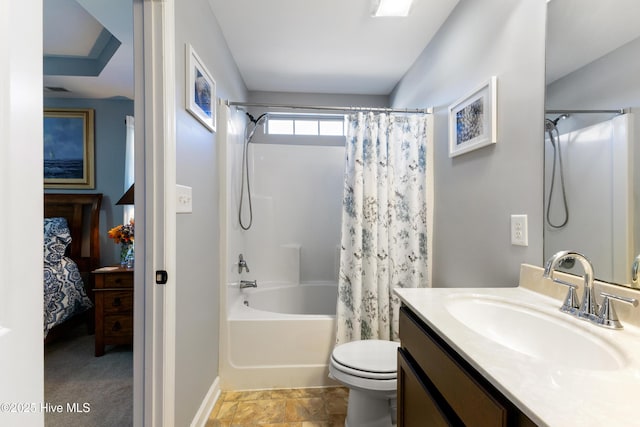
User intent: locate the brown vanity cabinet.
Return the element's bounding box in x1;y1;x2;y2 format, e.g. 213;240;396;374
397;305;537;427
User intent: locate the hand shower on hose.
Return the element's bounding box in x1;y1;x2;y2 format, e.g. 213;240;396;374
239;112;268;230
545;115;569;229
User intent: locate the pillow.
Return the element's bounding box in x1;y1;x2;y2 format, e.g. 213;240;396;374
43;217;71;264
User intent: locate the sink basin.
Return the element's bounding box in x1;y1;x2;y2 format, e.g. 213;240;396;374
444;294;627;370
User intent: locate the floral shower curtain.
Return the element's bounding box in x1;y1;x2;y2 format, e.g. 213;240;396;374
336;112;431;344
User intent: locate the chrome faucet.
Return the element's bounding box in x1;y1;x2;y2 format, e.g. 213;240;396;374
543;250;596;318
595;291;638;329
239;280;257;289
238;254;250;274
543;250;638;329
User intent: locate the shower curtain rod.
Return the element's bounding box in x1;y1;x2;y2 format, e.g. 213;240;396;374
226;100;432;115
545;108;626;115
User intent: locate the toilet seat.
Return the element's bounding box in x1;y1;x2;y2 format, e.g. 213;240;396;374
330;340;400;380
329;340;400;426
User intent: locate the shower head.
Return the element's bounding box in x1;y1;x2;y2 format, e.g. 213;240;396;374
245;113;269;143
544;114;569;132
544;118;556;132
552;114;570;126
245;112;269;125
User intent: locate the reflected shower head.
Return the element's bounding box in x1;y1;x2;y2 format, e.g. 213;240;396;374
545;118;556;132
552;114;570;125
545;114;569;132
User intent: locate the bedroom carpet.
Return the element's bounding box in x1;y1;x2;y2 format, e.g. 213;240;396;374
44;324;133;427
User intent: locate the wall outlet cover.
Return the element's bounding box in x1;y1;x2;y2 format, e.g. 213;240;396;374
176;184;193;214
511;214;528;246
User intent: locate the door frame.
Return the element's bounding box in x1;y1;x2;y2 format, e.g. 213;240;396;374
135;0;177;425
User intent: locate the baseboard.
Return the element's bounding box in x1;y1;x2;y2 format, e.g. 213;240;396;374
190;376;221;427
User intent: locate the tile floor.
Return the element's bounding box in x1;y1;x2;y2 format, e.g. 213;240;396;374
205;387;349;427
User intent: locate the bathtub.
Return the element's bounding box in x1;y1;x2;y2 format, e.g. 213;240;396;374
221;281;338;390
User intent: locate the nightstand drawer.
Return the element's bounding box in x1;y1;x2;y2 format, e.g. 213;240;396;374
92;267;134;356
102;290;133;314
103;314;133;338
102;273;133;288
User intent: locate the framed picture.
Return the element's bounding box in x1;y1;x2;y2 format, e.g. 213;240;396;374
186;44;216;132
448;76;497;158
44;108;95;189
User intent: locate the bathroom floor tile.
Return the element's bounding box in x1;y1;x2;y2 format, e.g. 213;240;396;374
225;390;273;401
207;387;347;426
271;388;325;399
284;397;327;422
233;399;286;424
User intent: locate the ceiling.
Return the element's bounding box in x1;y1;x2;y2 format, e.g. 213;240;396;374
207;0;460;95
43;0;640;100
43;0;134;99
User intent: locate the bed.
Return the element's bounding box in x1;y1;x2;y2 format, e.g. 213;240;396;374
44;193;102;341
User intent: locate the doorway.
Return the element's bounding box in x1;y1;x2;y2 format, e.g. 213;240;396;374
43;0;135;425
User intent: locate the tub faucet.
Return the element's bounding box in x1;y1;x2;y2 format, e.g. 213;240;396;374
239;280;257;289
238;254;250;274
543;250;596;319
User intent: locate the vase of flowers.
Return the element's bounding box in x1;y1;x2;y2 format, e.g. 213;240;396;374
108;219;135;268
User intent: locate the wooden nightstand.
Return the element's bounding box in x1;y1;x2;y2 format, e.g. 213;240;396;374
92;266;134;357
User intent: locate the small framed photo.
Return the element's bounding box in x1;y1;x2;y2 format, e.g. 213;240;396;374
186;44;216;132
448;76;497;158
44;108;95;189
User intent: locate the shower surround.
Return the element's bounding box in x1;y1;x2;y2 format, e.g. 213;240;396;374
218;104;345;390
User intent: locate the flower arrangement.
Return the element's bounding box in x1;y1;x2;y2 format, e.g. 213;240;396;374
108;219;135;244
109;219;135;267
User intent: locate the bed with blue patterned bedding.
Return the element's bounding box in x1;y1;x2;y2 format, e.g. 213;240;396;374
43;193;102;340
43;217;93;337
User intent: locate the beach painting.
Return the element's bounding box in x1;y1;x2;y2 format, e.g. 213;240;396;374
44;108;95;189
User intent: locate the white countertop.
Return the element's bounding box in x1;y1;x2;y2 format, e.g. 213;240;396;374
395;286;640;427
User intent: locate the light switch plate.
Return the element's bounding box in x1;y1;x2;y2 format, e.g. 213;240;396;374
176;185;192;214
511;214;528;246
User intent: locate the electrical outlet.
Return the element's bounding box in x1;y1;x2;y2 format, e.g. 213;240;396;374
511;214;528;246
176;185;192;214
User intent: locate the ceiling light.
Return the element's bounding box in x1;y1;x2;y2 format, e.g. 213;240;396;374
373;0;414;17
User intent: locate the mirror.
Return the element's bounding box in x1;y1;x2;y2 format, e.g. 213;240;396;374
544;0;640;288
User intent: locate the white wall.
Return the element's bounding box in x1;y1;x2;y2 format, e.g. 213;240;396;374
391;0;546;286
244;143;345;283
174;0;247;424
0;1;44;425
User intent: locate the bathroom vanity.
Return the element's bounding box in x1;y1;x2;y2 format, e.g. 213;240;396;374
395;265;640;427
397;305;535;426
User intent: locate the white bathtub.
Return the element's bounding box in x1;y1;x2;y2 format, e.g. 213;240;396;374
221;282;338;390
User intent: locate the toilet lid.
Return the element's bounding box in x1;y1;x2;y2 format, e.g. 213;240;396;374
332;340;400;374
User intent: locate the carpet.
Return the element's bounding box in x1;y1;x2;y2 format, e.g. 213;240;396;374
44;325;133;427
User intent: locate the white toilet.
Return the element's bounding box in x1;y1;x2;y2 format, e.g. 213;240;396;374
329;339;401;427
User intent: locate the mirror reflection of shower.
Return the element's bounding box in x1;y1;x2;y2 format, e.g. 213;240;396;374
543;110;634;284
239;112;268;230
544;114;570;228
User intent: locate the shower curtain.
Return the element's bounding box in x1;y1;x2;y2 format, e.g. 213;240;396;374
336;112;431;344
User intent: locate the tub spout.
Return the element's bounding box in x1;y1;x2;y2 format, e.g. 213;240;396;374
240;280;257;289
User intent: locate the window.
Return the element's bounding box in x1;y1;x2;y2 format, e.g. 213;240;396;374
266;113;345;136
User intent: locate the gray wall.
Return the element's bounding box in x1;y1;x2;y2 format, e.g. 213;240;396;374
174;0;247;425
546;36;640;110
44;97;134;266
391;0;547;287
